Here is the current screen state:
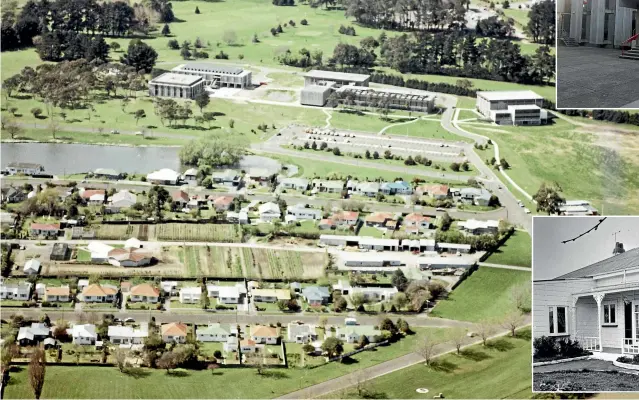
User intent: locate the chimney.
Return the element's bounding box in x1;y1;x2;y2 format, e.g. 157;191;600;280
613;242;625;255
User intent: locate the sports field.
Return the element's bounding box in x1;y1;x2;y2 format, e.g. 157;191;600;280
484;231;532;268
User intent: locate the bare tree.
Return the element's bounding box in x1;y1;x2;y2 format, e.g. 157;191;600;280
4;118;21;139
48;121;60;139
349;370;370;397
473;321;496;346
450;327;468;354
28;347;46;399
114;349;128;372
510;282;531;313
319;316;328;331
157;351;177;374
246;352;266;375
414;332;444;366
501;310;526;337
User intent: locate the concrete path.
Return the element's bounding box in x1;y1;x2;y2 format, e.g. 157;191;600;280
478;262;531;271
378;116;421;136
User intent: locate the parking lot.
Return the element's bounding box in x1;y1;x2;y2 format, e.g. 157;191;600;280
282;126;468;162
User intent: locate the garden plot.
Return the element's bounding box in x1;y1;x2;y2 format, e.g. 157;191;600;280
94;225;153;240
243;249;326;279
155;224;242;242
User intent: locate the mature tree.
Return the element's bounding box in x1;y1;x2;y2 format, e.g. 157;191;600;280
195;92;210;114
390;269;408;291
533;182;565;215
110;42;121;52
350;292;367;309
161;24;171;36
222;30;238;46
179;136;246;167
526;0;555;44
120;40;158;73
439;212;452;231
396;318;410;334
334;295;347;311
180;41;191;60
405;280;432;311
157;350;177;373
28;347;46;399
321;337;344;358
392;292;409;310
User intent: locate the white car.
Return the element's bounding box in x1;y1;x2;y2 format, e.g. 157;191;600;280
435;207;446;211
524;208;531;214
134;131;144;136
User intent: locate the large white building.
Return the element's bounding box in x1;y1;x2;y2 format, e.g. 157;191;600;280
171;63;252;89
558;0;639;48
148;73;205;99
476;91;547;125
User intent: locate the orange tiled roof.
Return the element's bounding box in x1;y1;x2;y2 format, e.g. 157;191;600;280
250;325;278;337
161;322;187;336
130;283;159;297
365;212;393;223
46;286;70;296
82;284;117;297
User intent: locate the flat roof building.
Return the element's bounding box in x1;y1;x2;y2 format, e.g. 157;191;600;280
300;82;335;107
304;70;370;87
172;63;252;89
149;73;205;99
476;91;546;125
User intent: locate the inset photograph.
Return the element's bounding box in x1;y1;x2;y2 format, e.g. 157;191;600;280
532;216;639;392
557;3;639;109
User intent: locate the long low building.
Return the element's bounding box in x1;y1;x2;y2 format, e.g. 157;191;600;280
476;90;546;125
149;73;205;99
340;251;402;268
171;63;252;89
559;200;599;216
337;86;436;113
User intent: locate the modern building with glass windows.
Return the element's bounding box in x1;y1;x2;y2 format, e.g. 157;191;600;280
558;0;638;47
476;90;547;125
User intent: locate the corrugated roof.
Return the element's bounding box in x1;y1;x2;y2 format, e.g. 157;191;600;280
555;247;639;279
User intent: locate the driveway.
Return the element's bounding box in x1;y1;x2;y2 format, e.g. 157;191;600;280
557;46;639;108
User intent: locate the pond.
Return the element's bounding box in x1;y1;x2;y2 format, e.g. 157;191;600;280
1;143;281;175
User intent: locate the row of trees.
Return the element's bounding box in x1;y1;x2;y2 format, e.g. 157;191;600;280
34;31;109;62
1;0;172;52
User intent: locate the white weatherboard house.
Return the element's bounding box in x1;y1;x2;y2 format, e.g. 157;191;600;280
533;244;639;356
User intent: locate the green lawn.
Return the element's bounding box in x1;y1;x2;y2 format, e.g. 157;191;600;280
76;249;91;263
484;231;532;268
430;268;531;322
328;328;533;399
384;119;472;143
462;118;639;214
4;328;450;399
358;225;386;238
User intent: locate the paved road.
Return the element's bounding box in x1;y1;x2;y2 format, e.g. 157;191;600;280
6;309;475;329
2;177;509;221
277;327;529;399
478;262;532;271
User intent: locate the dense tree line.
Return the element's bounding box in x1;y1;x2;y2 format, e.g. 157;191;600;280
278;48;324;68
344;0;467;31
179;137;246;168
542;100;639;126
1;0;175;52
34;31;109;62
526;0;554;44
272;0;295;5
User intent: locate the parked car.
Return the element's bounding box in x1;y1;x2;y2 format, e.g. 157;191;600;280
524;208;531;214
111;130;120;134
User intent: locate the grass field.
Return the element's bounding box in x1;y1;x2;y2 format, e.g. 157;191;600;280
94;225;149;240
329;328;533;399
461;118;639;214
430;268;531;322
484;231;532;268
384;119;473;143
155;224;242;242
3;328;451;399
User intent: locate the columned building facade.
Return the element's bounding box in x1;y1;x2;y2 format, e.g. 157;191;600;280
559;0;639;47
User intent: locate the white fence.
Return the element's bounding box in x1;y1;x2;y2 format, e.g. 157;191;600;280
623;339;639;355
580;336;600;352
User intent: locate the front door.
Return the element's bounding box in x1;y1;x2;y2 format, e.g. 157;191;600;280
625;302;633;341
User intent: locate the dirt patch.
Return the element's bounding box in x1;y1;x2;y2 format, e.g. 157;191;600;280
265;90;295;103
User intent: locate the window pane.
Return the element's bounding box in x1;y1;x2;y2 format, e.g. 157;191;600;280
549;308;554;334
557;307;567;333
604;304;610;323
611;304;616;323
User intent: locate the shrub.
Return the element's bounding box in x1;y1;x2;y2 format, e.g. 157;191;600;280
557;338;587;358
168;39;179;50
213;350;222;359
301;19;308;25
533;336;557;359
215;51;229;60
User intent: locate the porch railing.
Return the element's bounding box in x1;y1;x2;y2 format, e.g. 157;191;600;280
580;336;600;352
623;339;639;355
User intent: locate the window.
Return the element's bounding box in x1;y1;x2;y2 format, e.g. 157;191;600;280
604;303;616;324
548;306;568;335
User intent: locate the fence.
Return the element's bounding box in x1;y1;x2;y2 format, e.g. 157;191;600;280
326;340;390;363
